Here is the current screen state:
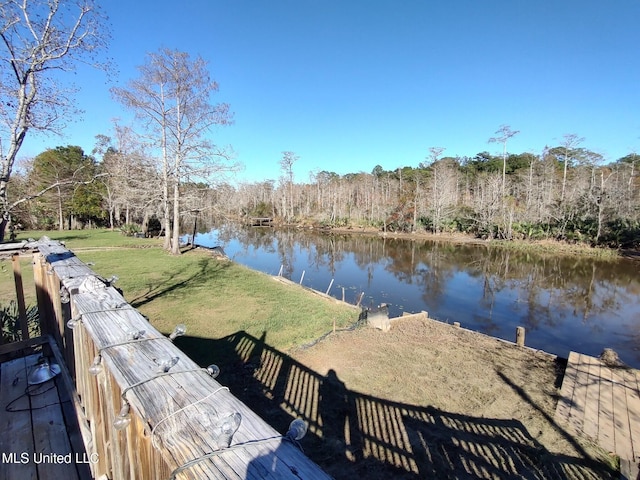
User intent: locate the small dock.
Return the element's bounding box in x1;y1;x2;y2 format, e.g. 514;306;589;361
555;351;640;476
249;217;273;227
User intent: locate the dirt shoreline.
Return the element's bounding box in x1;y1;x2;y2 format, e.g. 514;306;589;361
322;225;635;258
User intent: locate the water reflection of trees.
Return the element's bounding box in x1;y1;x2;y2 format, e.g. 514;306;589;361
209;225;640;337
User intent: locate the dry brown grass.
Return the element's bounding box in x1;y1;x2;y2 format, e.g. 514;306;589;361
281;316;619;479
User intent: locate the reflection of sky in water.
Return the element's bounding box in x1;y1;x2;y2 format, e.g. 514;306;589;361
191;228;640;368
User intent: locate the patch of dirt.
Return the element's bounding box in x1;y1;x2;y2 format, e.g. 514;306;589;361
285;316;618;479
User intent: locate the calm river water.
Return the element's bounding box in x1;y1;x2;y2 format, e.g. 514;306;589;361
191;224;640;367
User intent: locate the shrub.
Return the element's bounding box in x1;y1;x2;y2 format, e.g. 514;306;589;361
120;223;142;236
1;301;40;343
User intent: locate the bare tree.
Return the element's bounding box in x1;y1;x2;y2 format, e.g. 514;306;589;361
488;125;519;197
94;124;160;230
279;151;298;222
113;48;234;254
558;134;584;203
0;0;109;240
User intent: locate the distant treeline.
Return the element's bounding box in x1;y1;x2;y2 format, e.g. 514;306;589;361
229;148;639;248
8;145;640;248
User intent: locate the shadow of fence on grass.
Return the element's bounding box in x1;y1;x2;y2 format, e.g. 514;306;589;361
180;331;616;480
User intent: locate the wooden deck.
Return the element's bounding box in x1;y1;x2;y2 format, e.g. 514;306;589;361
0;348;91;480
555;351;640;473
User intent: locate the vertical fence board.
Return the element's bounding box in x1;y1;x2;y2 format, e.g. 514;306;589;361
11;254;29;341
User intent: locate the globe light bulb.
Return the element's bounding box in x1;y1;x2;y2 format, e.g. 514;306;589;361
206;364;220;378
66;316;81;329
157;356;179;373
214;412;242;448
88;356;104;376
169;323;186;341
126;329;145;341
59;286;70;304
113;403;131;430
286;419;308;441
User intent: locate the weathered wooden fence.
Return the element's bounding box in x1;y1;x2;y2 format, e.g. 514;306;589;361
5;238;331;480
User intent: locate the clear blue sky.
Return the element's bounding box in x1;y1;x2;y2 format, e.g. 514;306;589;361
20;0;640;183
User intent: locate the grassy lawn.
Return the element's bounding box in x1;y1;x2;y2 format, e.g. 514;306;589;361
2;229;360;358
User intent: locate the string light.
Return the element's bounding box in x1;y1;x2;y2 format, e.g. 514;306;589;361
66;315;83;329
167;418;308;479
156;356;179;373
169;324;186;341
88;355;104;376
113;402;131;430
66;306;136;330
150;386;230;448
286;418;308;442
114;365;223;434
59;286;70;303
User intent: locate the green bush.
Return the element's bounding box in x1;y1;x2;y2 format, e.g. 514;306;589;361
1;301;40;343
120;223;142;236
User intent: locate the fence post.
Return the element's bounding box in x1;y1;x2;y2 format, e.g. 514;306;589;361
12;253;29;341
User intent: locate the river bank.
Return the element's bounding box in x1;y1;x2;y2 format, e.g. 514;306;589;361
320;224;626;258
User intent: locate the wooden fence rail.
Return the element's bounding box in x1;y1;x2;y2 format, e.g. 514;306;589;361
7;238;330;480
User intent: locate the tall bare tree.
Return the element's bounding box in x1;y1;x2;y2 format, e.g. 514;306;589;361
113;48;233;254
279;151;298;222
0;0;109;240
488;125;519;197
558;134;584;204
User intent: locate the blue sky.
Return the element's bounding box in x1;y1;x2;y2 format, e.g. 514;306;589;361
20;0;640;183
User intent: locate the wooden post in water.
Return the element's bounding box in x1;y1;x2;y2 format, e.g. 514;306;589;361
516;326;525;347
356;292;365;307
299;270;305;284
191;212;198;245
12;254;29;341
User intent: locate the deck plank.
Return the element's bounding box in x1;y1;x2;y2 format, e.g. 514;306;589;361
568;353;589;433
555;351;579;426
26;354;80;480
621;367;640;461
0;355;37;480
597;361;616;454
611;367;634;461
582;355;600;442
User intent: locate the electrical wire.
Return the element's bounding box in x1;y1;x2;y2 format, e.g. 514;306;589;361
151;386;229;449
